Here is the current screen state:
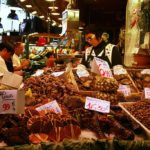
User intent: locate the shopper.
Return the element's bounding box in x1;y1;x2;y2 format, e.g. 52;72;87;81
12;42;30;71
0;42;14;73
81;24;122;68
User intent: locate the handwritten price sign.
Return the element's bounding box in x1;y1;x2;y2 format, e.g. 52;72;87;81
85;96;110;113
0;90;17;114
95;57;112;77
36;100;62;114
144;88;150;99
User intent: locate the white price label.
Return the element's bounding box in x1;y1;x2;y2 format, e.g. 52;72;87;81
32;69;44;76
85;96;110;113
113;65;127;75
95;57;112;77
51;71;64;77
36;100;62;114
0;90;17;114
118;85;131;96
76;69;89;78
141;69;150;75
144;88;150;99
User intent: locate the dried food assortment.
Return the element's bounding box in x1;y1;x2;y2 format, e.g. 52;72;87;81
73;70;125;104
113;74;139;93
123;99;150;130
23;74;76;105
128;69;150;92
0;66;149;147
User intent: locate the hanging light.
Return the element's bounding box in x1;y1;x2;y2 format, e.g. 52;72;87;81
48;6;58;9
45;0;56;2
20;0;25;1
26;5;32;8
39;15;45;19
31;11;37;15
51;12;60;16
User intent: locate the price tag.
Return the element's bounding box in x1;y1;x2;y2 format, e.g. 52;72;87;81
36;100;62;114
51;71;64;77
0;90;17;114
32;69;44;76
91;57;112;77
118;84;131;96
144;88;150;99
141;69;150;75
113;65;127;75
85;96;110;113
76;69;89;78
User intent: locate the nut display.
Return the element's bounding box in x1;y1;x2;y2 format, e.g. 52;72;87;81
125;99;150;130
94;76;119;92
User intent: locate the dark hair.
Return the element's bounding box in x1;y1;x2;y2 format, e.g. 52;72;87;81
83;24;103;39
0;42;14;54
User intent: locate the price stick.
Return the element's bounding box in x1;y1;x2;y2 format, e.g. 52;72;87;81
118;85;131;96
144;88;150;99
36;100;62;114
76;69;89;78
85;96;110;113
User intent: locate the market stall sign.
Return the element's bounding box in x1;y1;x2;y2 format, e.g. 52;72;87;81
1;72;23;88
0;90;25;114
144;88;150;99
51;71;64;77
118;84;131;96
85;96;110;113
36;100;62;114
76;69;89;78
91;57;112;77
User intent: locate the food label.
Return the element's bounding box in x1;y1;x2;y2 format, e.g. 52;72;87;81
76;69;89;78
85;96;110;113
118;84;131;96
144;88;150;99
113;65;127;75
91;57;112;77
36;100;62;114
32;69;44;76
141;69;150;74
51;71;64;77
0;90;25;114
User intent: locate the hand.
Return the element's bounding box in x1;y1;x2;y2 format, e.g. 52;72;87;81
21;59;30;69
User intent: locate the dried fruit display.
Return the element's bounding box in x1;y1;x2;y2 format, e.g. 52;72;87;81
94;76;119;92
95;91;125;105
124;100;150;130
114;74;139;93
23;74;77;105
128;69;150;92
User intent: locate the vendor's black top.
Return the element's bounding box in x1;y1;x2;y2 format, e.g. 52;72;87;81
5;59;14;72
81;41;122;68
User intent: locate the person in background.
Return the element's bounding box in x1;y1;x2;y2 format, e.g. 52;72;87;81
0;42;15;73
101;32;109;42
45;52;55;67
117;25;125;62
12;42;30;72
81;24;122;68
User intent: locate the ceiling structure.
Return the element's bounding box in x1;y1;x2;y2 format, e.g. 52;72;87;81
13;0;127;27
